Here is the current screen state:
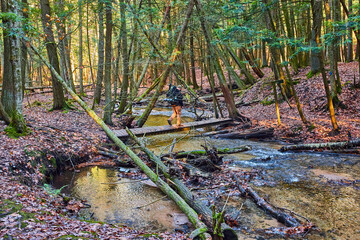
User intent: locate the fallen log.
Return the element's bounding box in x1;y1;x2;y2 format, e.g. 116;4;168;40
29;41;211;240
215;128;274;139
163;157;211;178
126;128;238;240
97;149;133;167
162;146;252;159
200;130;229;137
233;174;303;227
280;139;360;152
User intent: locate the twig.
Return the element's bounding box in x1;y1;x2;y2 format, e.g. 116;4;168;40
169;138;177;154
159;130;192;156
134;195;168;209
100;178;150;185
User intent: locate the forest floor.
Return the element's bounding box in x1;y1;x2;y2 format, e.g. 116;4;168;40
0;62;359;239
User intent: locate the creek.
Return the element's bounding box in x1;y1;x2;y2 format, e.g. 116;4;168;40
53;108;360;239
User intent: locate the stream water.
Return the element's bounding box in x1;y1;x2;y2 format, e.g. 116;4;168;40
53;108;360;239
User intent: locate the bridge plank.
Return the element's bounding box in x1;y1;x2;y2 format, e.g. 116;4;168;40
113;118;233;139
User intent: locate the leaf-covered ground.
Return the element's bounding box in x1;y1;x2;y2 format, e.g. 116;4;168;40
236;62;360;144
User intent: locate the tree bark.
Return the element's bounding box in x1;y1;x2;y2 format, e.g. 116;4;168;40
103;0;113;125
21;0;29;97
310;0;322;74
311;0;338;131
93;0;105;107
118;0;130;113
162;146;252;159
40;0;66;110
78;0;84;95
280;139;360;152
1;0;26;132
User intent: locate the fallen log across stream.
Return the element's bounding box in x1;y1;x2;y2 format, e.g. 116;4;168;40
29;42;212;240
126;128;238;240
161;146;252;159
280;139;360;152
215;127;274;139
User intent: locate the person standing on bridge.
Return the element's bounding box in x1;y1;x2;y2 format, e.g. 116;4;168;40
166;84;184;128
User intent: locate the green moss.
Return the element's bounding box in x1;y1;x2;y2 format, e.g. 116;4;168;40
0;200;37;228
138;233;160;238
4;125;30;139
306;70;314;79
49;157;57;168
40;164;47;175
261;96;274;106
0;199;23;217
307;124;316;132
57;235;90;240
32;100;42;107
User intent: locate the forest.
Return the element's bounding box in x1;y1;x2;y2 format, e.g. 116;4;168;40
0;0;359;239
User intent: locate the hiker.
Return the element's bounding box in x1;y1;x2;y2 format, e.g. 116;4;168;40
165;84;183;127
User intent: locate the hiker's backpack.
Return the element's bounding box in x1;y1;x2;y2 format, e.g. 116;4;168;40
166;85;183;106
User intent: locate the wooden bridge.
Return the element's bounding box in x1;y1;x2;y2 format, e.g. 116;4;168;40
113;118;233;139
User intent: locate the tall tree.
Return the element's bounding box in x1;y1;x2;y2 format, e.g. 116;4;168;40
103;0;113;124
310;0;322;74
1;0;26;133
311;0;338;131
117;0;130;113
40;0;66;110
93;0;105;108
78;0;84;95
21;0;29;96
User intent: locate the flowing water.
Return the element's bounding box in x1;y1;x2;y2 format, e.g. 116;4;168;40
53;108;360;239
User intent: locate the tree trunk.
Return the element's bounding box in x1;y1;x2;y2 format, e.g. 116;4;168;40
118;0;130;113
93;0;105;107
311;0;338;131
54;0;70;93
1;0;26;132
280;139;360;152
86;0;95;86
190;29;199;89
346;0;353;62
0;101;10;124
103;0;113;125
310;0;322;74
78;0;84;95
162;146;251;159
21;0;29;97
40;0;66;110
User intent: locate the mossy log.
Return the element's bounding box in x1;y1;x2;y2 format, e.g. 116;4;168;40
162;146;251;159
29;42;211;240
280;139;360;152
126;128;238;240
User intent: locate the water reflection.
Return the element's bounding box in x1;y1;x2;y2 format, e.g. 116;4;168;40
53;166;188;232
